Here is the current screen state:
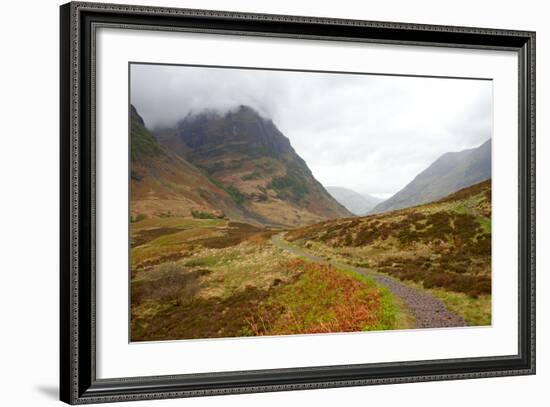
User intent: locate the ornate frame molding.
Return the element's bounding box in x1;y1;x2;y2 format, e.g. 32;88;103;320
60;2;535;404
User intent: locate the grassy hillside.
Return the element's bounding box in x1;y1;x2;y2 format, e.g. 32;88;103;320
131;105;237;219
130;180;491;340
130;218;401;341
130;105;404;340
130;107;162;162
157;105;352;226
129;103;492;340
286;180;492;325
131;105;290;225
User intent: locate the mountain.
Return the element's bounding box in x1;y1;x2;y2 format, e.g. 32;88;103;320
133;105;351;226
130;105;261;222
372;139;491;214
152;105;351;226
326;186;383;215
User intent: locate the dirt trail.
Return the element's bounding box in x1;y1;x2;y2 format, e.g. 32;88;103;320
271;233;466;329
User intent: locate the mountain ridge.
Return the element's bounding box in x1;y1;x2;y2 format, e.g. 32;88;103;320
131;104;351;226
372;139;491;214
130;105;261;223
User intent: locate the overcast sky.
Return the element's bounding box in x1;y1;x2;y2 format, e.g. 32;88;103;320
131;63;492;198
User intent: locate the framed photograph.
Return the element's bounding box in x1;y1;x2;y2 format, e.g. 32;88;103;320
60;1;535;404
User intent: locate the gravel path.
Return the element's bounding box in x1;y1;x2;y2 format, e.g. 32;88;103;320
271;233;466;329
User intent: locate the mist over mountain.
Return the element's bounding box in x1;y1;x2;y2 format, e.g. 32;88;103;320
132;104;350;226
130;105;258;222
326;186;383;215
371;139;491;214
131;64;493;199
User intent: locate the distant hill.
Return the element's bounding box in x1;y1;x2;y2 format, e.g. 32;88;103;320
132;105;351;226
372;139;491;214
326;186;383;215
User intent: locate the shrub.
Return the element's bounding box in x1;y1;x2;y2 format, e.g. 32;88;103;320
241;171;262;181
131;262;203;306
130;171;144;181
130;214;145;223
191;210;216;219
206;175;246;205
225;185;245;205
269;170;308;202
376;251;490;297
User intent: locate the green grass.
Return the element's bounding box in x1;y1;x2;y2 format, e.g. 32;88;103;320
184;256;221;268
130;120;162;161
427;288;491;326
132;216;223;232
225;185;245;205
453;203;467;214
147;229;208;247
477;217;492;234
388;279;491;326
130;218;226;269
367;286;407;331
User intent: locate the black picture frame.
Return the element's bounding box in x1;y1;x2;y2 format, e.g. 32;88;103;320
60;1;536;404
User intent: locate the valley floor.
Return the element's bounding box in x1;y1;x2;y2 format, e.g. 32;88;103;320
130;217;403;341
130;209;489;341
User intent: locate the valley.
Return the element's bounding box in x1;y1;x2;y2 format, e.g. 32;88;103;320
131;180;491;340
130;218;403;340
130;103;492;341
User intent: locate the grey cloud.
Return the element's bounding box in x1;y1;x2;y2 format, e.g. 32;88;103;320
131;63;492;197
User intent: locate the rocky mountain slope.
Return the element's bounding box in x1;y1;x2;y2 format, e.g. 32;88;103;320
130;105;252;221
131;105;350;226
371;140;491;214
153;105;351;226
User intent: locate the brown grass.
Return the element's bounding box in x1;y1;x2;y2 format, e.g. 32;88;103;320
131;227;182;248
131;257;396;341
132;262;209;305
245;260;385;335
192;222;277;248
131;286;273;341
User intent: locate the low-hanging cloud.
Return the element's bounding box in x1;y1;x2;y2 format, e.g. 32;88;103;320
130;63;492;198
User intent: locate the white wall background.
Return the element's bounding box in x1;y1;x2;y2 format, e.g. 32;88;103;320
0;0;546;405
